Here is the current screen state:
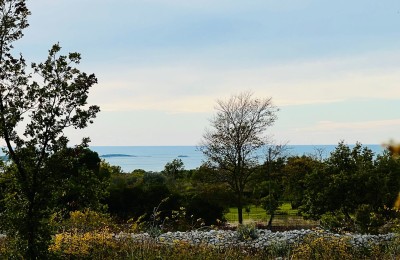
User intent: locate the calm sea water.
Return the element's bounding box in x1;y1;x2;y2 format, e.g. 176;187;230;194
90;145;384;173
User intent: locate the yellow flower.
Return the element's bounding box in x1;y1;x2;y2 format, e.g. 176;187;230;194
394;192;400;210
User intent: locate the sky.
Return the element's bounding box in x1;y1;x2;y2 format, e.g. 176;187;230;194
13;0;400;145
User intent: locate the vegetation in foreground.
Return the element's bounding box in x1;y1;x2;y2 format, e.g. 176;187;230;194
45;234;400;260
0;209;399;259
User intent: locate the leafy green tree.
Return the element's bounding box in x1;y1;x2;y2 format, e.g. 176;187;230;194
0;1;99;257
248;145;287;228
161;161;228;225
47;147;110;216
372;151;400;209
302;142;374;220
282;155;322;209
100;160;124;177
162;158;187;194
200;92;278;224
189;164;233;222
301;142;400;232
162;158;185;179
106;170;171;221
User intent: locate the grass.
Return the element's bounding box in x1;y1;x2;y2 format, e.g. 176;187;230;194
225;205;269;223
224;203;319;227
276;203;299;215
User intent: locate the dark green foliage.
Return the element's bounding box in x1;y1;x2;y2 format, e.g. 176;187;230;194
301;141;400;232
185;195;225;225
354;204;385;234
249;146;287;228
282;155;322;209
319;211;348;232
162;158;185;179
0;148;107;257
106;170;171;220
47;147;110;216
0;1;101;257
106;143;400;233
106;160;228;227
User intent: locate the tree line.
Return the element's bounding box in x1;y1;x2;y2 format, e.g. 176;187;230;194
102;141;400;235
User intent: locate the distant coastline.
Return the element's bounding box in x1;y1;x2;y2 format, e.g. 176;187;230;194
90;144;384;173
100;154;136;158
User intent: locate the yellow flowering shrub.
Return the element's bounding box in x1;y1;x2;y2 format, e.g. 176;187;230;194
51;209;115;233
292;234;353;260
49;228;117;257
0;237;7;255
49;209;119;258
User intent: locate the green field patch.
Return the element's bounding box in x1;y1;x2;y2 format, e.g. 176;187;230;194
224;203;315;227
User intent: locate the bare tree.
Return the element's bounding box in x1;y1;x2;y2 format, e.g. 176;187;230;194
200;92;278;224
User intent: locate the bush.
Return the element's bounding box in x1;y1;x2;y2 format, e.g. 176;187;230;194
49;209;119;258
51;209;116;233
185;196;226;226
49;228;118;258
292;234;353;259
129;198;206;236
354;204;385;234
237;223;259;241
320;212;347;233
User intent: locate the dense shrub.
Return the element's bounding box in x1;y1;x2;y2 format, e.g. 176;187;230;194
49;228;118;258
237;223;259;241
292;234;354;259
185;196;226;226
106;171;171;220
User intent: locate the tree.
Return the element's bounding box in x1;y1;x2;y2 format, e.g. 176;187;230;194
47;147;110;216
0;1;99;257
106;170;171;221
200;92;278;224
282;155;323;209
301;142;400;232
302;142;374;219
261;143;288;228
162;158;185;179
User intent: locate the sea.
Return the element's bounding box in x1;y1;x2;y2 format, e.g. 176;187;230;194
90;144;385;173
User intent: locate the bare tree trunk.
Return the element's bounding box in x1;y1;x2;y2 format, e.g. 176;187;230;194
238;206;243;224
267;211;274;229
238;193;243;224
26;191;38;260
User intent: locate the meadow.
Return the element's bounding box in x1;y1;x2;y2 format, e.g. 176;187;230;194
224;204;319;230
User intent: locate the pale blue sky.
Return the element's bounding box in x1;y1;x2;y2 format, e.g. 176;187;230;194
14;0;400;145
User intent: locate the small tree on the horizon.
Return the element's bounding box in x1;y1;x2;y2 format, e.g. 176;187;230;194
200;91;278;224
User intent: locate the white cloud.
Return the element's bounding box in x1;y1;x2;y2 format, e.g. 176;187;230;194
90;49;400;113
273;118;400;145
98;95;215;114
306;119;400;131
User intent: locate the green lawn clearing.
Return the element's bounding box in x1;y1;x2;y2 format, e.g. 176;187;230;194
224;203;318;227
